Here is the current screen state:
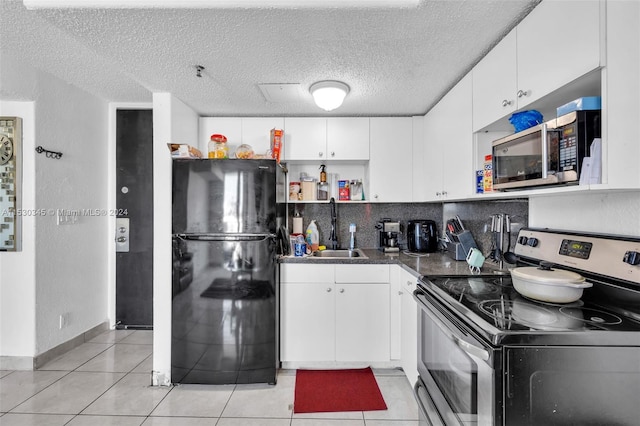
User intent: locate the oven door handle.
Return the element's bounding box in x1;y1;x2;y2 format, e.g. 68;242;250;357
415;291;490;362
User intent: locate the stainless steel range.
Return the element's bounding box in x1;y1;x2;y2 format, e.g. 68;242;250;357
413;228;640;426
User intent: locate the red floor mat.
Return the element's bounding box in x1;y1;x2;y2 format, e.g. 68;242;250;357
293;367;388;413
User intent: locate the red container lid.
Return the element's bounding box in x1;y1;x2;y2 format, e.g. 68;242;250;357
210;134;227;142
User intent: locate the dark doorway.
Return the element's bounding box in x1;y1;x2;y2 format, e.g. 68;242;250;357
115;109;153;329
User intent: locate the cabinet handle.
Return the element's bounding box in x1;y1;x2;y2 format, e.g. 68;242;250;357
436;192;441;197
407;281;413;286
326;287;332;292
374;194;379;199
331;151;335;157
319;152;323;157
517;89;529;98
501;99;512;107
398;291;403;295
442;191;447;196
339;288;345;293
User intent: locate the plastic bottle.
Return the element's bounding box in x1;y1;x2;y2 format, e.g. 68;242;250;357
306;220;320;252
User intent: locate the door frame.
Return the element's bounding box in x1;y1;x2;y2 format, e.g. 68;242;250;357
107;102;153;328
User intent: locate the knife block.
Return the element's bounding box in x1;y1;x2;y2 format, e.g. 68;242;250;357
446;230;478;261
446;242;467;260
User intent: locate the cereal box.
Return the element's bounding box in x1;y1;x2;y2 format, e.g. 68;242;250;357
338;180;350;201
483;155;493;193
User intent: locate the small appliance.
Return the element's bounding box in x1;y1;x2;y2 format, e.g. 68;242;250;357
407;220;437;253
492;109;601;190
376;219;401;253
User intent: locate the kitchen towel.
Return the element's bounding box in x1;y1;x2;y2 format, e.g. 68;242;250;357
293;367;387;413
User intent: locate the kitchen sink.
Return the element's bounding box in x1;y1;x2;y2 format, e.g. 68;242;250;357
312;249;368;259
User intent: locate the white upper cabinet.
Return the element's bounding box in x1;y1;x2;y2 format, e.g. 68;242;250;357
423;74;474;201
241;117;284;157
284;117;369;161
369;117;413;202
600;0;640;189
326;118;370;161
198;117;284;157
517;0;602;107
198;117;242;154
472;0;602;132
472;31;518;132
283;117;327;161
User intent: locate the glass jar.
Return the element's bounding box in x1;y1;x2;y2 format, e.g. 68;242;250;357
208;134;228;159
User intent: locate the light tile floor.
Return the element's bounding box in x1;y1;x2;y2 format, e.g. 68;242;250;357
1;330;419;426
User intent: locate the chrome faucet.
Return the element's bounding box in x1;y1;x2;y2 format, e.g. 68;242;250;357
329;197;338;250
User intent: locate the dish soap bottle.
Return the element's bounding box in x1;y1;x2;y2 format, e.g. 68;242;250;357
317;164;329;201
306;220;319;252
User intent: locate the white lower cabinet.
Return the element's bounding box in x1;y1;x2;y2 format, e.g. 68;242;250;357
281;281;335;361
399;267;419;387
280;263;390;364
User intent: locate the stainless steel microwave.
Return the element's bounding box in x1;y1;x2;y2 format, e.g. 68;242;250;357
492;110;601;190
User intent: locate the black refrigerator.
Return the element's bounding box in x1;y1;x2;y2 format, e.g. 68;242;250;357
171;159;286;385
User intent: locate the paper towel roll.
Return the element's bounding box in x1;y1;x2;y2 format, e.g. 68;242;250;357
293;216;303;235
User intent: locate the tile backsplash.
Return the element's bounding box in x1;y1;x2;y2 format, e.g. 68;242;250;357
287;198;528;255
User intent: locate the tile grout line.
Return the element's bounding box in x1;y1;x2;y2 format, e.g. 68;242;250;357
73;338;148;420
4;369;74;414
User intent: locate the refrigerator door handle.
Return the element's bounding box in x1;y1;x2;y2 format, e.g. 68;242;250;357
176;233;276;242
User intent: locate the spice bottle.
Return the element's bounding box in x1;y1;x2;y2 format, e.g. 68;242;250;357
317;164;329;200
208;134;228;159
319;164;327;183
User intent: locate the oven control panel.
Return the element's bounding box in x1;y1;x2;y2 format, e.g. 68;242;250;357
514;228;640;284
559;239;593;259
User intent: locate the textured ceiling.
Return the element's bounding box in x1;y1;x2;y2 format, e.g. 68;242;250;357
2;0;541;116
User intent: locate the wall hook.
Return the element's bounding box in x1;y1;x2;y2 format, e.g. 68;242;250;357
195;65;205;78
35;146;63;159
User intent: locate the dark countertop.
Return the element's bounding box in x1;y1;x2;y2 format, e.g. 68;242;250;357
279;248;507;278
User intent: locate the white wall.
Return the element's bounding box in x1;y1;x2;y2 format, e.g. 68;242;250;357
0;101;37;369
529;190;640;236
152;93;199;386
33;70;109;354
0;55;110;365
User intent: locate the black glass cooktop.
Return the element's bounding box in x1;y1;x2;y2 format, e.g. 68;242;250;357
420;274;640;338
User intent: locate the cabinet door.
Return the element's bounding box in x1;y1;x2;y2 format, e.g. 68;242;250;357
281;282;335;362
400;270;418;387
423;74;473;201
412;116;427;202
284;117;327;161
441;74;474;199
326;118;370;160
369;117;413;202
422;99;445;201
603;0;640;188
517;0;602;107
472;31;518;131
335;283;390;362
198;117;242;154
241;118;284;158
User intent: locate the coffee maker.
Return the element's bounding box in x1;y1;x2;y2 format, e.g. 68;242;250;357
376;219;401;253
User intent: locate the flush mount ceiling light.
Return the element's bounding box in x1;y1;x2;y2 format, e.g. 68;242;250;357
310;81;350;112
24;0;419;9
